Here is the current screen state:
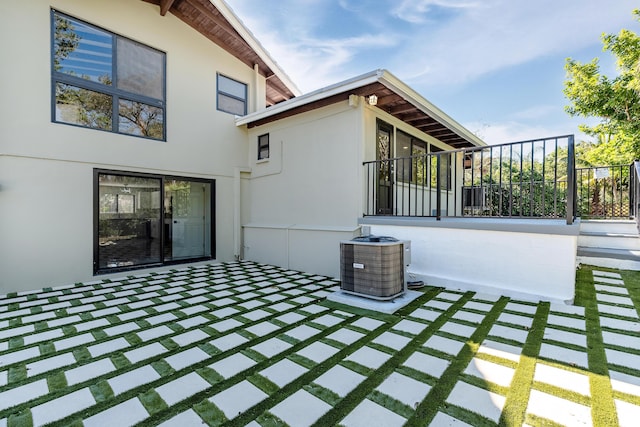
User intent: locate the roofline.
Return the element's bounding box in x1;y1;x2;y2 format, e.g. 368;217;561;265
236;69;486;147
378;71;486;147
210;0;302;97
235;70;384;125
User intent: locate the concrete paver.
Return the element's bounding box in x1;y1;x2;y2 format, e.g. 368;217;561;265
270;389;332;427
0;262;639;427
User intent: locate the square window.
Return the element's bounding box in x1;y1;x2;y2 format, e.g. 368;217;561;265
258;134;269;160
217;74;247;115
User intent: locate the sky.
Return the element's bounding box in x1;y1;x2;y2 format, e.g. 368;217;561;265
224;0;637;145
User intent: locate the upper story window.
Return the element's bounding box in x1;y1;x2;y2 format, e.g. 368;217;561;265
217;74;247;115
52;10;166;140
257;133;269;160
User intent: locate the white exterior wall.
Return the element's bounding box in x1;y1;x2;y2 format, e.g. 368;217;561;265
363;220;578;303
0;0;259;293
243;101;365;277
242;98;465;278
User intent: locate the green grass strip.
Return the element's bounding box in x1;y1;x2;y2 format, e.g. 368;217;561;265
577;266;619;426
7;408;32;427
138;389;168;416
405;296;509;426
621;269;640;319
192;398;227;426
498;301;549;426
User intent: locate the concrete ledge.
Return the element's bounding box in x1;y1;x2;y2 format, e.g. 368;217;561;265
326;290;423;314
360;221;578;303
359;216;580;236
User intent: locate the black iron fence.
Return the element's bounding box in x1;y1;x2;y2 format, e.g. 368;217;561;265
631;161;640;231
363;135;576;223
575;164;632;219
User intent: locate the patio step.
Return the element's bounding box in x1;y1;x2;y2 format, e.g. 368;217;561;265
577;219;640;269
579;219;638;234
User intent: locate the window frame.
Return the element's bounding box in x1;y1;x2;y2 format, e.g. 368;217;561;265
257;133;270;160
93;169;216;275
51;10;167;141
216;73;248;115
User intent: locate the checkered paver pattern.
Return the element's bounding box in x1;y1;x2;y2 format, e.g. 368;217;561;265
1;262;640;426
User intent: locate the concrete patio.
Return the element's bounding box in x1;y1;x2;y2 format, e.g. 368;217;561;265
1;261;639;426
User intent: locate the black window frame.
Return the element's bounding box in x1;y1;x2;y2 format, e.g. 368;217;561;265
93;169;216;275
51;10;167;141
217;73;248;115
257;133;270;160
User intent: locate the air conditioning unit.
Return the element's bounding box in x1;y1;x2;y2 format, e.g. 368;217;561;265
340;236;410;300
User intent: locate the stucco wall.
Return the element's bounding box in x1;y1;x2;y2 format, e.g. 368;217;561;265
0;0;258;292
361;219;579;303
242;101;364;276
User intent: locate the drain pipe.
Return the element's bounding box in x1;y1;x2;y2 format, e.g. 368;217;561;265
234;166;251;260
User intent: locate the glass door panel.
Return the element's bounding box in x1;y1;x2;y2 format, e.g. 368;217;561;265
164;179;211;261
97;173;162;269
376;121;393;214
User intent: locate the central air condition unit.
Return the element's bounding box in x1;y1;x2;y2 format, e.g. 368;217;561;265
340;236;410;300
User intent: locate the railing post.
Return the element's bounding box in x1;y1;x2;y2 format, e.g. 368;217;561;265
630;162;635;219
566;135;575;224
436;153;441;220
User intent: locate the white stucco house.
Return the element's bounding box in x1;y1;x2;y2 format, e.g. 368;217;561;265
0;0;579;303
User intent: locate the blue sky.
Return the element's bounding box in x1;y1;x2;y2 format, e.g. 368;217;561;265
225;0;636;144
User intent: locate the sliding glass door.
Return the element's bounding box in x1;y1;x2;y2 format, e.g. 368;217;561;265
95;170;214;273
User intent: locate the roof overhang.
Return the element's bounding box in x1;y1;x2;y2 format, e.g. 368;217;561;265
236;69;486;149
142;0;300;105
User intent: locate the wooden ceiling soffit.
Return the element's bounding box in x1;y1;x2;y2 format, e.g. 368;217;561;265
400;112;429;123
386;103;419;115
436;135;466;144
426;128;458;138
413;120;442;130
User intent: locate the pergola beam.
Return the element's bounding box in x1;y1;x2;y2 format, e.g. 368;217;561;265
160;0;176;16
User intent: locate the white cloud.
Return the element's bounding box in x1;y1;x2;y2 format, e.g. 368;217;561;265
227;0;636;94
466;119;593;146
391;0;483;24
508;105;561;121
394;0;635;88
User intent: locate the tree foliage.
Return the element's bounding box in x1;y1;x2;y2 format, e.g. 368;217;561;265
564;9;640;165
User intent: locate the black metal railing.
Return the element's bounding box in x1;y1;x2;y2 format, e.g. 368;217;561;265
575;164;633;219
363;135;576;223
632;161;640;231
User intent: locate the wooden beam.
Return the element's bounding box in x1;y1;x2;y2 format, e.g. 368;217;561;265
160;0;177;16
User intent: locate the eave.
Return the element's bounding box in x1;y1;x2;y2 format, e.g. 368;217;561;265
236;69;486;149
142;0;300;106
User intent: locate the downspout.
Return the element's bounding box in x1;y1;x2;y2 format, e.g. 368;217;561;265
234;166;251;260
253;63;260;113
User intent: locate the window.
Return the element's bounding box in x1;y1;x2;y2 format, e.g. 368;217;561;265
430;145;451;190
395;130;427;185
217;74;247;115
258;134;269;160
95;170;215;274
52;11;166;140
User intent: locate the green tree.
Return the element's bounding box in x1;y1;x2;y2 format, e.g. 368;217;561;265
564;9;640;165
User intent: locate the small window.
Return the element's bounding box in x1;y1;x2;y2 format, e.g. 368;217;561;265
258;134;270;160
217;74;247;115
51;11;166;140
